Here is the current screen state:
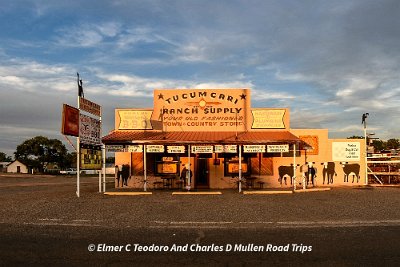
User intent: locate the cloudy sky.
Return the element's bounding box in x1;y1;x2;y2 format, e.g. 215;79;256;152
0;0;399;157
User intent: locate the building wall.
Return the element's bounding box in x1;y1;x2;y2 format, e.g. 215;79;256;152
113;133;366;189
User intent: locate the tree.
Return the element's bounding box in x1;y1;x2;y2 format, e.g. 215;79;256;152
106;156;115;164
14;136;69;172
372;140;386;152
0;152;12;162
386;139;400;150
347;136;364;139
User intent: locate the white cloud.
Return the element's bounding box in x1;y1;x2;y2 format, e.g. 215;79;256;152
0;58;75;94
56;22;122;48
251;89;295;100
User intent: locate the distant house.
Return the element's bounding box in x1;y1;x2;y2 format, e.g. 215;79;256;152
0;162;11;172
7;160;29;174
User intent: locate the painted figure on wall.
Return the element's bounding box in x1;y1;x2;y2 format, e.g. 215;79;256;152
321;162;336;184
121;164;130;186
278;165;294;185
115;165;120;187
341;162;360;183
180;165;188;187
305;162;317;186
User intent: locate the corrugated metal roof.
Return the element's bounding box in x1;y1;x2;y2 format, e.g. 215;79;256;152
102;130;300;144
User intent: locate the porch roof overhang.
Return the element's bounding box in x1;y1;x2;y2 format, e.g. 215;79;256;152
102;130;301;145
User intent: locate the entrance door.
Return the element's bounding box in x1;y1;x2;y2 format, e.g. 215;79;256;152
195;158;209;188
17;166;21;173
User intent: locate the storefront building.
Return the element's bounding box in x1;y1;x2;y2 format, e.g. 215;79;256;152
102;89;366;190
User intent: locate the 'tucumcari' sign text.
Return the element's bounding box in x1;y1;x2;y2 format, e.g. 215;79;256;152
152;89;251;132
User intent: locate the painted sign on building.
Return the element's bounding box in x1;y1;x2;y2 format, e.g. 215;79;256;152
251;109;288;129
267;144;289;153
146;145;165;153
192;145;214;153
106;145;125;152
214;145;237;153
332;142;361;161
127;145;143;153
167;146;185;153
152;89;251;132
243;145;266;153
116;109;153;130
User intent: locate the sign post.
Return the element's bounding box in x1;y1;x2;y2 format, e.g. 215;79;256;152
75;73;103;197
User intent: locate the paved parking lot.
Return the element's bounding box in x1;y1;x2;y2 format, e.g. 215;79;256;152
0;174;399;266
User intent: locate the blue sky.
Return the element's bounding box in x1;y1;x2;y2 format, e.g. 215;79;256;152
1;0;400;156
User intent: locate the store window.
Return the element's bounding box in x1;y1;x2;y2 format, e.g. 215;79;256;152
224;155;251;177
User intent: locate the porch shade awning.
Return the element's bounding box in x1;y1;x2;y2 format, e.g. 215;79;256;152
102;130;301;145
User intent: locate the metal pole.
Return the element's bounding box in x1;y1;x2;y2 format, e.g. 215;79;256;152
99;168;101;193
239;145;242;193
144;145;147;192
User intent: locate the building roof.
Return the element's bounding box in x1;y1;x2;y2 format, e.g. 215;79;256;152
102;130;301;144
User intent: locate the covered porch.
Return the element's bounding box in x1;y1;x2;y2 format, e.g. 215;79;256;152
102;130;302;192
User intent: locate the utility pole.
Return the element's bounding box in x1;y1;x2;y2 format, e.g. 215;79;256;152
362;113;369;185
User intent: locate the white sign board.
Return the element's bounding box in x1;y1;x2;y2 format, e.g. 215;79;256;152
127;145;143;153
146;145;165;153
192;146;213;153
214;145;237;153
267;144;289;153
243;145;266;153
332;142;360;161
79;114;101;145
106;145;125;152
167;146;185;153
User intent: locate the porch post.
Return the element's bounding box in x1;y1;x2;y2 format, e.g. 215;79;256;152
293;143;296;191
102;144;106;193
144;145;147;192
188;144;191;191
239;144;242;193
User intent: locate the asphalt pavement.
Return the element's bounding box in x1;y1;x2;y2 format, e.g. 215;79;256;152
0;174;399;266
